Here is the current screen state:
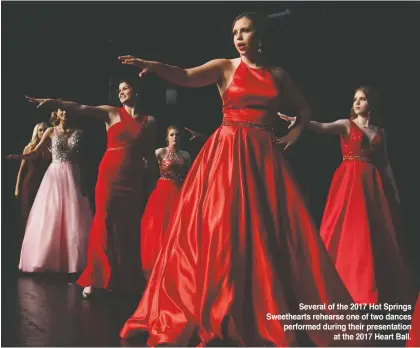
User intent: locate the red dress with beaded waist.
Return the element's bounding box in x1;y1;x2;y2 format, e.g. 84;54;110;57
320;121;415;304
77;107;149;292
120;60;360;346
140;147;189;280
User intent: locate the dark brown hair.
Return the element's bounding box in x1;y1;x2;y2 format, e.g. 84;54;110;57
349;86;379;123
232;12;268;40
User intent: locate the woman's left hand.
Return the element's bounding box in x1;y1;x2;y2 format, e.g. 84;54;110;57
272;125;304;150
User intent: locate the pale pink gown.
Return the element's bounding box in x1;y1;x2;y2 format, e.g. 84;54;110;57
19;128;92;273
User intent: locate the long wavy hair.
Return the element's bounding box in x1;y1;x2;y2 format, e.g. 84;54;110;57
27;122;48;151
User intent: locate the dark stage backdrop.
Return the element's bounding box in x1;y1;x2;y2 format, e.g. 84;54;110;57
2;1;419;292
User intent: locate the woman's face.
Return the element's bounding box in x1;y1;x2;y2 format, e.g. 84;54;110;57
37;124;47;139
118;82;134;104
56;109;67;121
167;128;181;147
353;90;369;116
232;17;258;56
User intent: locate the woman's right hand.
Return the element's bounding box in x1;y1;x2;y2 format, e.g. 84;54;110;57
118;55;156;78
25;96;56;109
184;127;205;141
277;112;297;129
6;154;22;160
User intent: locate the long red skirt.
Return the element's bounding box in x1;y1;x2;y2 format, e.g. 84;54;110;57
407;294;420;347
141;178;181;280
320;160;415;304
77;148;146;292
120;125;362;347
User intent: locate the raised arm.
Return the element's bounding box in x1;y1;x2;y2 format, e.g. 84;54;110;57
118;56;228;88
25;96;117;124
14;146;30;197
7;128;54;161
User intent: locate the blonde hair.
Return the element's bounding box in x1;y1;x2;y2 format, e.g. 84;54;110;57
27;122;48;151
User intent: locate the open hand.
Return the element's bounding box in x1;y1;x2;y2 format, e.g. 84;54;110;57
25;95;56;109
118;55;155;78
184;127;204;141
6;154;22;160
272;125;303;151
277;112;297;129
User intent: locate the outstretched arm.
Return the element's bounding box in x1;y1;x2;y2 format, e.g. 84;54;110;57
278;113;349;136
25;96;117;124
118;56;227;88
7;128;53;161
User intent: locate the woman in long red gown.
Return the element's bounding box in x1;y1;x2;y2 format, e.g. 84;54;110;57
118;13;362;347
141;125;191;280
15;122;51;225
279;87;416;305
407;294;420;347
25;78;159;297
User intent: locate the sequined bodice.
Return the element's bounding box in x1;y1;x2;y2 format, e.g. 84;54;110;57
51;129;82;164
222;60;280;125
159;148;187;185
341;121;385;164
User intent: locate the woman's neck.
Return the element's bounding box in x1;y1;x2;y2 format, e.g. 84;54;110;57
58;121;68;131
355;115;371;127
123;103;142;118
241;53;264;69
167;145;179;152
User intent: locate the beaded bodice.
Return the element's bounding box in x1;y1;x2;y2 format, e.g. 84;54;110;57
51;129;82;164
341;121;385;165
158;148;187;185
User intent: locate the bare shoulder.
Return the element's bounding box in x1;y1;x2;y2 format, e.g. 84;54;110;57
98;105;119;121
155;147;166;159
207;58;232;68
180;150;191;158
146;115;156;124
336;119;351;134
145;115;157;132
45;127;55;136
336;119;351;125
227;58;241;69
269;66;290;83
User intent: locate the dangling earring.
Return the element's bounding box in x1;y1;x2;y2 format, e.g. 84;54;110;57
257;40;262;54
